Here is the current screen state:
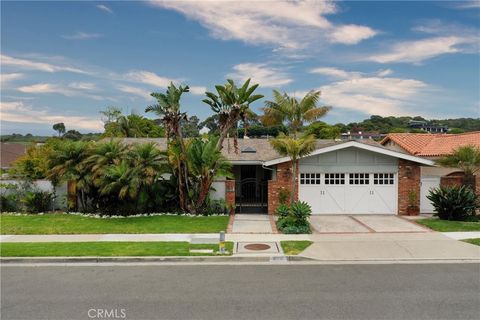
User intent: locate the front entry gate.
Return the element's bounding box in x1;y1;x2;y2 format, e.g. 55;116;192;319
235;178;268;213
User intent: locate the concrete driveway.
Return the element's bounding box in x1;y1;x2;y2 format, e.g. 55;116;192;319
309;215;428;233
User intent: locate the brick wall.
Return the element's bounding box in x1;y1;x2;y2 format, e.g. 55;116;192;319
225;180;235;214
476;175;480;196
267;161;298;215
397;159;421;215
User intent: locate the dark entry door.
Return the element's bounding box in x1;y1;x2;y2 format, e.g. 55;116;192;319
236;166;268;213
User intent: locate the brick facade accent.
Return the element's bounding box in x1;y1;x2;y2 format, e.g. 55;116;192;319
225;180;235;214
440;172;480;196
397;159;421;215
267;161;298;215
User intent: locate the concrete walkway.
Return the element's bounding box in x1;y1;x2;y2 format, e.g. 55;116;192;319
310;215;428;233
442;232;480;240
231;214;273;233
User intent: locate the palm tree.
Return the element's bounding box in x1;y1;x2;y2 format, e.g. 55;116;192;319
262;90;331;137
270;133;317;202
202;79;263;151
146;83;190;211
185;137;232;213
98;161;137;201
437;145;480;189
86;140;127;182
48;140;92;210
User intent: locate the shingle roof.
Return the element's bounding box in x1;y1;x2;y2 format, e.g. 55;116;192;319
380;132;480;157
0;142;26;168
113;137;384;162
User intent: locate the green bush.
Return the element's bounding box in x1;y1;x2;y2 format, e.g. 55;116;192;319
427;186;478;221
276;201;312;234
22;190;53;213
275;204;290;218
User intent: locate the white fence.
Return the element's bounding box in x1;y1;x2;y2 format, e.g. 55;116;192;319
0;179;68;210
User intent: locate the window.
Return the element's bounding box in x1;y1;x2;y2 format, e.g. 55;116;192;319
349;173;370;185
300;173;321;185
325;173;345;185
373;173;394;185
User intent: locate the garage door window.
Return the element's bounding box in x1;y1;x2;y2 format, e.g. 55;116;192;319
300;173;321;185
325;173;345;185
373;173;394;185
349;173;370;185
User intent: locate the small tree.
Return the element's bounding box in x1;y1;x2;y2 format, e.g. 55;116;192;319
53;122;66;137
270;133;316;202
437;145;480;190
262;90;330;138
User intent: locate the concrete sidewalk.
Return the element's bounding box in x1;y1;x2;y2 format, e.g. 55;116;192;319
300;232;480;261
1;231;479;243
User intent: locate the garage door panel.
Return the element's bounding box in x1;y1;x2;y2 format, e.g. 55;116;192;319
299;172;397;215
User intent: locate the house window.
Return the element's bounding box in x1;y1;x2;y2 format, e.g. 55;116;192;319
373;173;394;185
349;173;370;185
300;173;321;185
325;173;345;185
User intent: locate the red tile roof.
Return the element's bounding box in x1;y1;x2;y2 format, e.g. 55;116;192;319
380;132;480;157
0;143;26;168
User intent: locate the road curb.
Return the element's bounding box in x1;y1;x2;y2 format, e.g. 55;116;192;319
0;255;314;264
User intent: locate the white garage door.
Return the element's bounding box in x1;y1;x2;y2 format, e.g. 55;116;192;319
299;172;397;214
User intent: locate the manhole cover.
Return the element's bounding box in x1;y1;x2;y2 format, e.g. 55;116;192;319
244;243;271;251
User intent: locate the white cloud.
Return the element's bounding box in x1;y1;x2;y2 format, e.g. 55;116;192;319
17;82;112;101
329;24;377;45
124;70;175;88
0;101;103;131
1;54;87;74
309;67;361;79
148;0;376;52
68;82;97;90
305;67;430;116
117;85;153;100
367;36;478;64
227;63;293;87
96;4;113;14
454;0;480;9
17;83;73;95
189;86;207;95
62;32;103;40
1;73;24;85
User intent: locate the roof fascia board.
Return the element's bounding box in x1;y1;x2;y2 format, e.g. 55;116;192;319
263;141;435;166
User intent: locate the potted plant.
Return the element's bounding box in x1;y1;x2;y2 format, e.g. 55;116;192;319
407;190;419;216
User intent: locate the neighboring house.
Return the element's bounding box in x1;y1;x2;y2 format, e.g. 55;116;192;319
340;131;386;141
0;142;26;170
381;132;480;213
408;120;448;133
119;138;434;216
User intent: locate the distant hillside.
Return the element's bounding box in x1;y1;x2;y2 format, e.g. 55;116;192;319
338;116;480;134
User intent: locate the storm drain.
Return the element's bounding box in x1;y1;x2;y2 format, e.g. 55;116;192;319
236;242;280;254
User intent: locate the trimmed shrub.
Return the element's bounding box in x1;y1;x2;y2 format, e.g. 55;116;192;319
427;185;478;221
22;190;53;213
276;201;312;234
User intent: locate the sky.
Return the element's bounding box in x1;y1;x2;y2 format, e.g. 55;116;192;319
1;0;479;135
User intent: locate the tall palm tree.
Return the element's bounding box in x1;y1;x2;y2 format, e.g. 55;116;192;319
202;79;263;151
270;133;317;202
262;90;331;138
146;83;190;211
437;145;480;189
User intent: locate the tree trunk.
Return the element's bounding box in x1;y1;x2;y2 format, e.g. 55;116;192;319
464;173;476;191
291;158;296;203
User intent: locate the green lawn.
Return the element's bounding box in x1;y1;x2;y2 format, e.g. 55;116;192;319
0;214;229;235
0;241;234;257
463;238;480;246
416;218;480;232
280;241;313;255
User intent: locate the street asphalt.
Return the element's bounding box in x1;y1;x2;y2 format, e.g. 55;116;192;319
1;263;479;320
